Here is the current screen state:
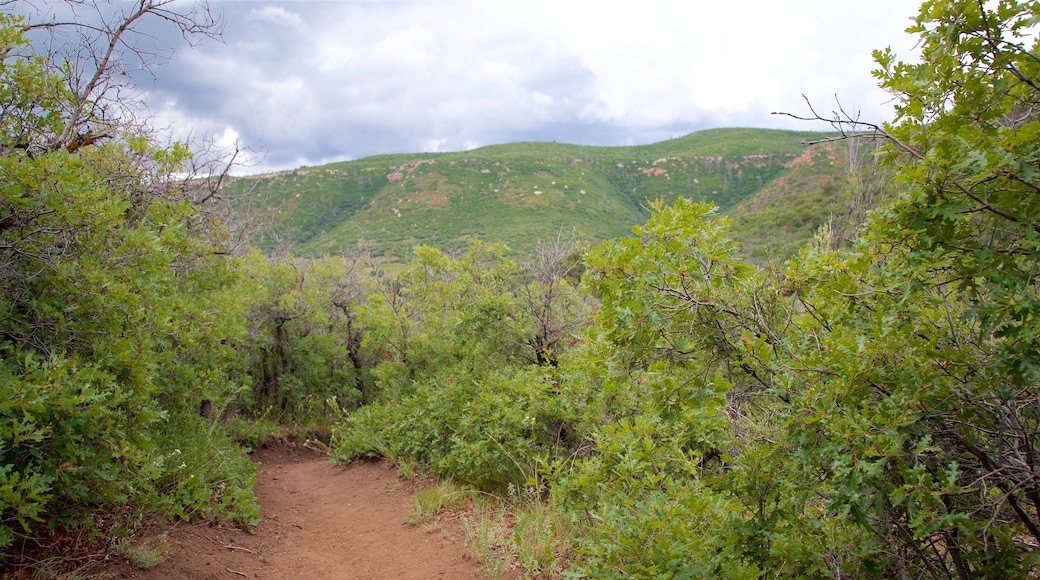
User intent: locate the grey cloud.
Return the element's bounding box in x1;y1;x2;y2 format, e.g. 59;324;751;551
147;3;612;169
127;0;919;173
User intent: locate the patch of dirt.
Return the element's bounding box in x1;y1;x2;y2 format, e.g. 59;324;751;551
93;442;481;579
782;147;816;169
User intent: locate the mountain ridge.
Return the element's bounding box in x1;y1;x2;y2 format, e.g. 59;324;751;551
225;127;851;262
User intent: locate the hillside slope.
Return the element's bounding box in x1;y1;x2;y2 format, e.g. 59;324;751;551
226;128;850;261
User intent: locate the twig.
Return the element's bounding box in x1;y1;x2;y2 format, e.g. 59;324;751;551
223;544;257;554
226;567;248;577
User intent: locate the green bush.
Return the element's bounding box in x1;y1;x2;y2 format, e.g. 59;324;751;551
0;348;157;547
149;413;260;526
334;366;570;489
0;12;261;567
0;349;260;554
552;417;757;579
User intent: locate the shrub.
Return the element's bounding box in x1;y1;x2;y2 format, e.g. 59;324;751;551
334;366;573;490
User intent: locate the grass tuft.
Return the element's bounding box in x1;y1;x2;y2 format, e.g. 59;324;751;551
462;504;509;580
407;480;470;525
114;533;175;570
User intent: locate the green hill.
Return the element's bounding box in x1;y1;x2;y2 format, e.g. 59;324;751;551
226;127;854;262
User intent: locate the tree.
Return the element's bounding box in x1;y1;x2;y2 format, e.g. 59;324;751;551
517;231;590;367
9;0;222;153
240;251;371;421
0;2;259;569
775;1;1040;576
563;199;872;578
334;242;584;489
559;3;1040;576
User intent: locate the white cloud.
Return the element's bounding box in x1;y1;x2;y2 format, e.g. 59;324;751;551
215;126;241;150
249;5;304;28
369;24;441;69
424;137;449;152
139;0;922;173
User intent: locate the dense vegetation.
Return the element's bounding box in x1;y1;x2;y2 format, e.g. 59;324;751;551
0;3;260;570
2;0;1038;578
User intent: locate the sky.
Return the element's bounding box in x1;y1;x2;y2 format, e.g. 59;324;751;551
134;0;923;174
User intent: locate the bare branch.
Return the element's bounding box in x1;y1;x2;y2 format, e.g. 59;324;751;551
773;94;924;160
12;0;223;151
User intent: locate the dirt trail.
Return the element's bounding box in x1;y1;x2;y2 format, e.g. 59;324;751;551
97;442;482;579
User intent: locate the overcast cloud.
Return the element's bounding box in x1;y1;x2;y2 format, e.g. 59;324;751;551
137;1;922;174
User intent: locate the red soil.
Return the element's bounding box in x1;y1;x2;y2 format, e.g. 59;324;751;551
93;442;482;579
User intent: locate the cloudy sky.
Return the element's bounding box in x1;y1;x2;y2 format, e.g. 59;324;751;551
136;0;922;174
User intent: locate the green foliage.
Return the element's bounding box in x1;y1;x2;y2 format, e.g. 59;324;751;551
224;128;838;262
761;2;1040;575
560;199;866;577
237;252;370;425
0;338;259;558
873;0;1040;385
333;242;590;489
0;349;156;542
408;480;470;525
335;364;569;489
149;413;260;526
567;482;759;579
0;15;258;566
223;416;285;452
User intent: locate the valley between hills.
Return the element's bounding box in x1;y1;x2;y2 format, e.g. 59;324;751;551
227;127;870;263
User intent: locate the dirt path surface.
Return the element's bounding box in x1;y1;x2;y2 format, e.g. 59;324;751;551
98;442;482;579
